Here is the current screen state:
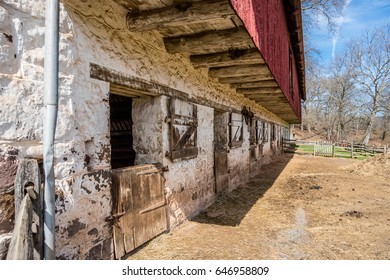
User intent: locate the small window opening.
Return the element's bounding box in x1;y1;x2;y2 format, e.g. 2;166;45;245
109;94;136;169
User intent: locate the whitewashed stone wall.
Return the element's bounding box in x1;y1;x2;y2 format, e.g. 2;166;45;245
0;0;288;259
228;124;250;191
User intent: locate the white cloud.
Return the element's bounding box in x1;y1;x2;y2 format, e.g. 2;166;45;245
331;0;353;60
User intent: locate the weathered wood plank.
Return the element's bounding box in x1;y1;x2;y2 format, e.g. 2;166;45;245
245;97;286;102
110;83;159;98
114;0;182;11
214;151;229;193
190;49;264;68
218;74;274;84
13;159;42;260
164;27;254;55
209;64;270;78
232;80;279;89
6;195;33;260
14;159;41;215
238;88;283;95
111;164;167;257
111;169;126;259
126;0;235;32
248;97;288;103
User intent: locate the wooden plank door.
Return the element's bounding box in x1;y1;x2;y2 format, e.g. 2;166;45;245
256;120;264;159
214;111;229;193
112;164;167;259
249;120;257;162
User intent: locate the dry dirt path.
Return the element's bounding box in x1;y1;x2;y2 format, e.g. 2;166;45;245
127;154;390;260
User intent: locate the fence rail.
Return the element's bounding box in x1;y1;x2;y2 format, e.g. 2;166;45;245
282;138;388;159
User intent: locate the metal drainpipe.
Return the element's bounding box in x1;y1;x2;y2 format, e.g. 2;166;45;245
43;0;59;260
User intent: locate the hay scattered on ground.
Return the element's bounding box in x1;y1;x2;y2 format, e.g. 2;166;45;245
344;153;390;177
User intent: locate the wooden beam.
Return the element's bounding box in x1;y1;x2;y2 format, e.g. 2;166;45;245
126;0;235;32
232;80;278;89
252;104;290;109
190;49;264;68
248;98;288;104
251;98;288;102
6;195;34;260
238;88;283;95
209;64;269;78
164;27;255;55
219;74;274;84
110;83;159;98
246;97;286;102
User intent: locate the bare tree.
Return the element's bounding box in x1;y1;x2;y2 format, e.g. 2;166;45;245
349;25;390;145
301;0;345;33
301;0;346;72
328;52;357;141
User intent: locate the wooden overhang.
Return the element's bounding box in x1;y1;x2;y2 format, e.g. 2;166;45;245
115;0;305;123
284;0;306;101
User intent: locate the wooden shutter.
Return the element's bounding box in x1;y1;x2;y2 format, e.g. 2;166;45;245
168;99;198;161
256;120;263;144
229;112;243;148
249;120;256;146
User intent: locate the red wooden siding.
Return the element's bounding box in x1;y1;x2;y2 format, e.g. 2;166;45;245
230;0;302;121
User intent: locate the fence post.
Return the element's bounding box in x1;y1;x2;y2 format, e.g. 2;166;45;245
332;144;335;157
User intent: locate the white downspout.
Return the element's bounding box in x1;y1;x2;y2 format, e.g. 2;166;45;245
43;0;59;260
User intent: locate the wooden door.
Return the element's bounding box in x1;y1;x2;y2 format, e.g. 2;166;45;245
256;120;264;158
249;120;257;162
214;111;229;193
112;164;167;259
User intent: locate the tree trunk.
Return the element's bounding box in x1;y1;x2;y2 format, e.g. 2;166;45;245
362;113;375;145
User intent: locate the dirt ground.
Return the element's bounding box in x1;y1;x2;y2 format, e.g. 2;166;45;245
127;153;390;260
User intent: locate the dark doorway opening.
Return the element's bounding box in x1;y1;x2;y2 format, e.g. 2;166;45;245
109;94;136;169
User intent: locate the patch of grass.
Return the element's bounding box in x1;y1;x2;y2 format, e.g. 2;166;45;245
295;145;314;153
286;144;381;160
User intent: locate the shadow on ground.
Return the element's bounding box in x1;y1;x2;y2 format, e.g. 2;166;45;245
193;154;294;227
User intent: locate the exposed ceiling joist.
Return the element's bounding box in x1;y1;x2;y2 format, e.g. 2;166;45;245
218;74;274;84
233;80;279;89
238;88;282;95
190;49;264;68
245;96;286;101
209;64;269;78
126;0;235;32
164;27;254;55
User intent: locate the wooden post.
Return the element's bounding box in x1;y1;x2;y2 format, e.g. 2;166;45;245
332;144;335;157
6;194;34;260
13;159;42;260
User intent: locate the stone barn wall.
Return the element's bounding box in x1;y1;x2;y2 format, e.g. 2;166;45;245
0;0;288;259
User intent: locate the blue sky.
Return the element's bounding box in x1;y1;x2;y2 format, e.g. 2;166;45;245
309;0;390;67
